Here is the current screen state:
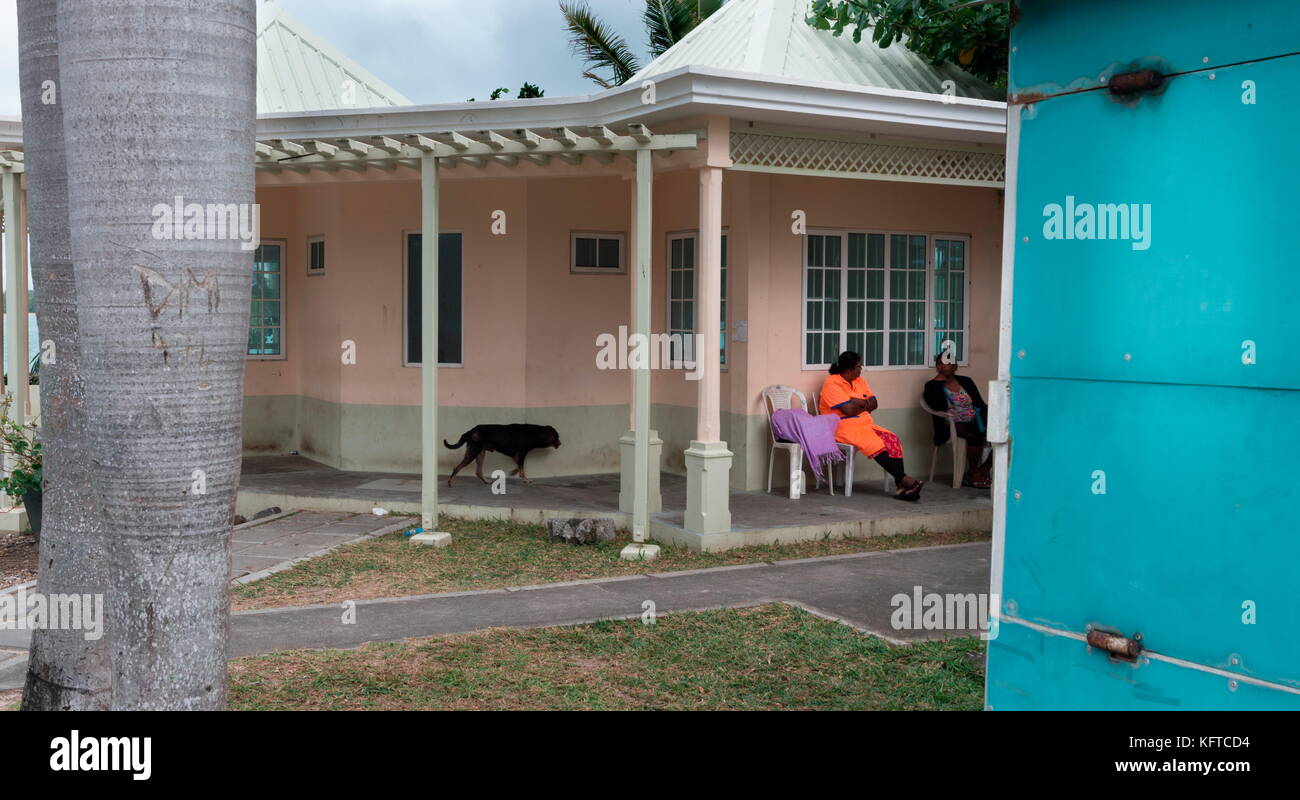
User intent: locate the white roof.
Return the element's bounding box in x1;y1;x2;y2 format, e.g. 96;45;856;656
256;0;411;114
630;0;1001;101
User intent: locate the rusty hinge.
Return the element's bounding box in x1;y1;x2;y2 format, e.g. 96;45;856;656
1108;69;1164;97
1087;628;1143;662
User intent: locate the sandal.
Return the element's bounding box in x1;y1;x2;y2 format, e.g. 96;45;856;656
893;479;924;502
962;478;992;489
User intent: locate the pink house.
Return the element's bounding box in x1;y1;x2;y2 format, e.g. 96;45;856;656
241;0;1007;549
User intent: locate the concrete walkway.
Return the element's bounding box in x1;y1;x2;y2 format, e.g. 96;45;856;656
231;510;411;582
1;541;991;689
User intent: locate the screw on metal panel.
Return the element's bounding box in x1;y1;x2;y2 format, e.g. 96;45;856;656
1013;490;1022;500
1203;56;1210;63
1209;73;1216;81
1017;349;1026;359
1229;654;1241;666
1142;657;1150;666
1022;236;1029;242
1124;353;1132;361
1004;599;1018;615
1228;680;1239;692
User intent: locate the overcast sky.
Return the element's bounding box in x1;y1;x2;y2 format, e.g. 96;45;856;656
0;0;655;116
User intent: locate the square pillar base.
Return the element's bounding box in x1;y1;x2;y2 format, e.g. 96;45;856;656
410;532;452;547
684;440;733;535
620;543;661;561
618;429;663;514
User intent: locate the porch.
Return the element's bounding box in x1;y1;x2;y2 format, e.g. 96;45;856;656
238;455;991;552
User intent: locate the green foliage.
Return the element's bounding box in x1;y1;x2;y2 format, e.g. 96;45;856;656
560;0;642;88
561;0;723;88
0;395;42;500
643;0;722;57
468;83;547;103
806;0;1010;88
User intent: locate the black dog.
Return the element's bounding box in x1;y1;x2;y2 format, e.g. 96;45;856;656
444;424;561;486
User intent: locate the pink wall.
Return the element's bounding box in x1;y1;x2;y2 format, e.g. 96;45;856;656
246;154;1003;430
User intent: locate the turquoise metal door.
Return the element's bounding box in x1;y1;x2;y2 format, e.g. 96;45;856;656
986;0;1300;709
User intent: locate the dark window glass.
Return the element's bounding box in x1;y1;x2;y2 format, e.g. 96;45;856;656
575;237;597;268
598;237;620;269
406;232;463;364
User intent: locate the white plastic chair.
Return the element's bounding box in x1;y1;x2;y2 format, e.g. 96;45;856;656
762;385;808;499
921;395;980;489
811;392;893;497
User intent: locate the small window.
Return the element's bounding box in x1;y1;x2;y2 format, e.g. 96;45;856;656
667;231;729;366
248;242;284;358
571;232;625;274
307;236;325;275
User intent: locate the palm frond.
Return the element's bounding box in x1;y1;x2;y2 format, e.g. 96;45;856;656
644;0;722;57
643;0;693;57
560;0;642;87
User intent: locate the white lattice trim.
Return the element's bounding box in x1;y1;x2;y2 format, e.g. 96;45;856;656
729;132;1005;187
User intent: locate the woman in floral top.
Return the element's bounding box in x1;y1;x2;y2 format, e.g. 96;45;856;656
922;354;992;488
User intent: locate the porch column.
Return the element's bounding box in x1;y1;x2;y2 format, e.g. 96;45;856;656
620;148;659;561
417;154;450;546
1;170;26;425
684;166;732;535
618;171;661;516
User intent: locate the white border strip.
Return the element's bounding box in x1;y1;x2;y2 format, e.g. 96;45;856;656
985;103;1020;709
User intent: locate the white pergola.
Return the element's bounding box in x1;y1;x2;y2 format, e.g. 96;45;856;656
2;123;726;554
0;151;29;427
4;112;1007;550
255;124;704;552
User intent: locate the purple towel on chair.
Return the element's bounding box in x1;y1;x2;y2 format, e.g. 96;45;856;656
771;407;844;483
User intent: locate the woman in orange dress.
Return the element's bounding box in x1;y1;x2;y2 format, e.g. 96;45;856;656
819;351;924;501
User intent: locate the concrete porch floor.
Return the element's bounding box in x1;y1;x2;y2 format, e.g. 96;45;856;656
239;455;992;551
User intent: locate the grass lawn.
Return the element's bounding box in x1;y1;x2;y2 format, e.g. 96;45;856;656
228;603;987;711
231;516;990;610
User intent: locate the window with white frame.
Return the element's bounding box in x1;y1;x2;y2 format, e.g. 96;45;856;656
571;231;625;274
803;230;969;369
404;232;463;366
307;235;325;275
248;241;284;358
667;232;729;365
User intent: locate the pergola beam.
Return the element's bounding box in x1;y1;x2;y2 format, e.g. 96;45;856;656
0;151;25;173
251;128;696;174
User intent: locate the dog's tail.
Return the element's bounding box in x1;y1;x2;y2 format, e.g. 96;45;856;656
444;431;470;450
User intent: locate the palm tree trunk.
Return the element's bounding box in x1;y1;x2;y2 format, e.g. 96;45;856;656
57;0;256;709
17;0;111;711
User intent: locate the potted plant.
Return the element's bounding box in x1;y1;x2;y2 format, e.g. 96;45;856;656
0;395;42;540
